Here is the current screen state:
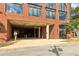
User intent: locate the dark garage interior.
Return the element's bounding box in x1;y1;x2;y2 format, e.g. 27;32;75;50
11;26;39;39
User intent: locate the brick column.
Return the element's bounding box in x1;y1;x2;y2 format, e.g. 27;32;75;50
53;3;60;39
56;3;60;20
66;3;71;21
0;3;5;14
23;3;29;16
0;4;11;41
41;3;46;18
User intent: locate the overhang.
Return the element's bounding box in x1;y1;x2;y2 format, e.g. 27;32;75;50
9;20;49;27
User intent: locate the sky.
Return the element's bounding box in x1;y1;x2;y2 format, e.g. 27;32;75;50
71;3;79;8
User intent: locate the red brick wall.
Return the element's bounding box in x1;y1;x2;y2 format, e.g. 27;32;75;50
0;3;71;41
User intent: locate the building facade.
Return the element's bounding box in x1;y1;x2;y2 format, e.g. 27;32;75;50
0;3;71;41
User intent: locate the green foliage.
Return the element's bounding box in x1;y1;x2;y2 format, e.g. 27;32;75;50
66;19;79;32
72;14;79;19
74;7;79;14
66;25;73;32
66;6;79;32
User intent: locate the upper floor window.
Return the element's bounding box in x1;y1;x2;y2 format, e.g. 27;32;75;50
46;3;56;19
6;3;23;14
28;3;42;16
46;3;56;9
59;3;67;20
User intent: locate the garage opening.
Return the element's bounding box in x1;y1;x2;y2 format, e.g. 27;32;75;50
9;20;48;39
11;26;40;39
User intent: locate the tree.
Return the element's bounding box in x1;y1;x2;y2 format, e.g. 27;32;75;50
72;7;79;19
66;6;79;37
74;7;79;15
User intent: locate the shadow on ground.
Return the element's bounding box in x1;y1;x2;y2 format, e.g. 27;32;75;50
48;45;63;56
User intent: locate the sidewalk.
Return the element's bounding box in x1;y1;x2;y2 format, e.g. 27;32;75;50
0;39;67;52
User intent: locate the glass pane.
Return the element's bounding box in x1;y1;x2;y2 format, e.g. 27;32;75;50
46;9;56;19
46;3;50;8
60;3;66;11
46;3;56;9
52;11;56;19
6;3;23;13
13;4;22;13
34;8;38;16
6;3;12;12
50;11;53;18
29;7;33;16
59;3;67;20
38;9;41;16
50;3;56;9
59;11;66;20
46;10;50;18
29;3;41;16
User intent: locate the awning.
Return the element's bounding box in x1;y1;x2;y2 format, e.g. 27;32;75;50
9;20;48;27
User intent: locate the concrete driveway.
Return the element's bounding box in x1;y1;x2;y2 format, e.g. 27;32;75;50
0;39;65;50
0;39;79;56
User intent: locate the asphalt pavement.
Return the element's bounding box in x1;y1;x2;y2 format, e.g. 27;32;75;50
0;42;79;56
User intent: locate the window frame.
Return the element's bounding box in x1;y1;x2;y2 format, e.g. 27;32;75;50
59;3;67;20
6;3;23;14
28;3;42;17
46;3;56;9
46;3;56;19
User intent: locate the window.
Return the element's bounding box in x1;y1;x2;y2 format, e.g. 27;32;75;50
46;3;56;19
46;9;56;19
28;3;42;16
6;3;23;14
46;3;56;9
59;3;67;20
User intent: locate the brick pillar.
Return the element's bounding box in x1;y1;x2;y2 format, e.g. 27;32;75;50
0;3;11;41
66;3;71;22
51;25;59;39
23;3;29;16
0;3;5;13
53;3;60;39
48;3;60;39
41;3;46;18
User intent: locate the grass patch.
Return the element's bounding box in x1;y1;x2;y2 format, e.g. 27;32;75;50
0;40;18;47
0;43;9;47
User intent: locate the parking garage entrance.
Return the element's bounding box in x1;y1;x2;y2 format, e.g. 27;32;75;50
11;26;41;39
9;20;50;39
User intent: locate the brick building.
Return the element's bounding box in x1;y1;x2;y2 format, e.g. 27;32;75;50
0;3;71;41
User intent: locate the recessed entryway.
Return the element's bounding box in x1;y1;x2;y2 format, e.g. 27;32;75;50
11;25;41;39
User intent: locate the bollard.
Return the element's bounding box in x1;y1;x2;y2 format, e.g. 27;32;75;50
14;31;18;41
14;35;17;41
